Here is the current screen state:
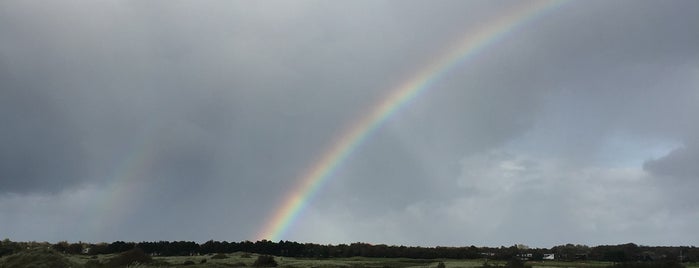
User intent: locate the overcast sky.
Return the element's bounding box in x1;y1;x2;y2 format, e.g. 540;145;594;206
1;0;698;248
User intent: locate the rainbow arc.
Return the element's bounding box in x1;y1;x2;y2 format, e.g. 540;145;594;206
257;0;567;241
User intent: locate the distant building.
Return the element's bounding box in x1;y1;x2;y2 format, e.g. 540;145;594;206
517;253;533;260
543;253;555;260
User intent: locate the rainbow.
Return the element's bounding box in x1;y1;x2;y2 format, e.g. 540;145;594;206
86;127;159;240
257;0;567;241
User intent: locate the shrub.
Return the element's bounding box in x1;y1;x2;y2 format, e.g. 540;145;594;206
253;255;278;267
212;253;229;259
183;260;196;265
107;248;152;267
437;262;446;268
505;258;531;268
231;261;248;267
0;248;77;268
201;258;208;263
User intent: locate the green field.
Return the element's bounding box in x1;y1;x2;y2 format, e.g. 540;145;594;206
63;252;699;268
64;252;582;268
3;249;699;268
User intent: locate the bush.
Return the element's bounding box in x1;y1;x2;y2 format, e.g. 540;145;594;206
437;262;446;268
505;258;531;268
212;253;229;259
231;261;248;267
0;248;77;268
0;239;19;257
201;258;207;263
253;255;278;267
183;260;196;265
107;248;152;267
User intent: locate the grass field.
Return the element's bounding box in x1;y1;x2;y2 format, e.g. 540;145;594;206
62;252;699;268
67;252;500;267
4;250;699;268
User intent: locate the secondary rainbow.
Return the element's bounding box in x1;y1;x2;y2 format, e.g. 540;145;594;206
257;0;567;241
86;126;160;240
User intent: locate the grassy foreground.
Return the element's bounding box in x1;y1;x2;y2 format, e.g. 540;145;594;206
3;249;699;268
65;252;492;268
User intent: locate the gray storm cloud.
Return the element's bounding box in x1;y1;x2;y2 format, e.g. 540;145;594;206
1;0;698;246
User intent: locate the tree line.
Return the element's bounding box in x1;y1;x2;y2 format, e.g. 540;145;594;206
1;238;698;263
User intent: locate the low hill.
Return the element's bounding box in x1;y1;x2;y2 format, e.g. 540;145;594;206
0;247;77;268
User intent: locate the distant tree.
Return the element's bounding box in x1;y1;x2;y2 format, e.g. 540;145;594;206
67;242;83;255
604;250;629;263
107;241;135;253
253;255;278;267
551;244;590;261
0;239;20;257
87;243;109;255
201;240;219;254
52;241;70;253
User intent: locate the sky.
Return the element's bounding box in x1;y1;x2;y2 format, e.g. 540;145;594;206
1;0;698;248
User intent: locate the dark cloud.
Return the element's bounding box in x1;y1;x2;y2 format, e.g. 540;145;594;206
0;84;89;193
644;145;699;180
1;0;698;246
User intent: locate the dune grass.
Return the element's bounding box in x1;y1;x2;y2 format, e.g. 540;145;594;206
0;247;77;268
5;249;699;268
